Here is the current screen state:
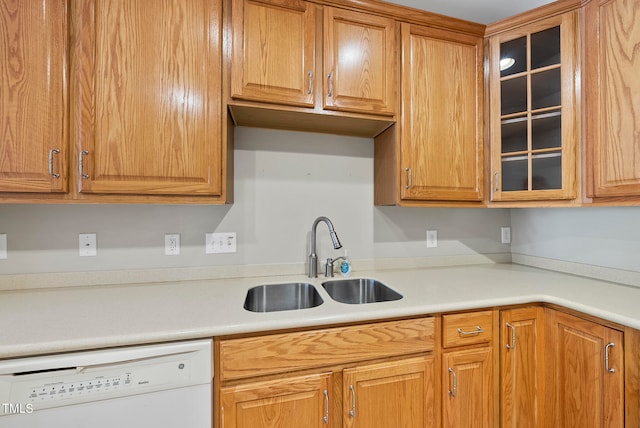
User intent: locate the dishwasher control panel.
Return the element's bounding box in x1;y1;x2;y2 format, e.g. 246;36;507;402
0;339;212;414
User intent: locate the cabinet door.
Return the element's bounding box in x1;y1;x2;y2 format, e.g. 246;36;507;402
500;307;545;428
545;309;624;428
442;347;494;428
0;0;68;193
399;23;483;202
231;0;315;107
323;8;395;115
343;356;435;428
489;12;578;202
220;372;332;428
585;0;640;197
72;0;222;196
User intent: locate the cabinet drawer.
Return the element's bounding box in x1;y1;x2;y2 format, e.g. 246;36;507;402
219;317;435;381
442;310;493;348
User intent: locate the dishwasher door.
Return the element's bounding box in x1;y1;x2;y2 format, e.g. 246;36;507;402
0;339;212;428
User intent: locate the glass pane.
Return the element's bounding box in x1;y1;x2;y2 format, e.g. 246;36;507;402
531;68;561;110
500;36;527;77
501;117;528;153
502;156;528;191
501;76;527;115
532;112;561;150
531;26;560;70
532;153;562;190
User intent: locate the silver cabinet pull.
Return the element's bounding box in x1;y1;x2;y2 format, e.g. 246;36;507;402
505;322;516;349
448;368;457;397
323;389;329;424
48;148;60;178
405;167;412;189
327;72;333;97
457;326;484;336
494;172;499;191
349;384;356;417
307;70;313;95
79;150;89;179
605;342;616;373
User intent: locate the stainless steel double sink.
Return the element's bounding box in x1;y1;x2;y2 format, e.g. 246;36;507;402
244;278;402;313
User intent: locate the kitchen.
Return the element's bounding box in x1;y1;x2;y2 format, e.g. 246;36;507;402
1;0;640;427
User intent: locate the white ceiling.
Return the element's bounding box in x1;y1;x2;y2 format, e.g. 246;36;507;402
385;0;557;25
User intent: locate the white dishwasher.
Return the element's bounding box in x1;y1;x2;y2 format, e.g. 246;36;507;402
0;339;212;428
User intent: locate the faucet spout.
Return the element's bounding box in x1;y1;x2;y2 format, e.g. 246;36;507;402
308;216;342;278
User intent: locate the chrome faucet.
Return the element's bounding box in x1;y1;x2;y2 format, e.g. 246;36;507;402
308;216;342;278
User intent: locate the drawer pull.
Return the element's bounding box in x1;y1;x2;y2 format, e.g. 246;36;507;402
48;148;60;178
457;326;484;336
323;389;329;424
349;384;356;417
505;322;516;349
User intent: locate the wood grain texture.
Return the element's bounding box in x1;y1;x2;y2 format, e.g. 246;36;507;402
544;309;624;428
442;346;494;428
625;327;640;427
442;310;493;348
0;0;68;193
73;0;222;196
231;0;315;107
488;12;579;203
586;0;640;197
219;317;435;381
343;356;434;428
500;307;546;428
220;372;332;428
323;7;395;115
399;23;484;202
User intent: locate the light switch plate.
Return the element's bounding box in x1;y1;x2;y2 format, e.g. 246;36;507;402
501;227;511;244
79;233;97;257
0;234;7;259
206;232;237;254
426;230;438;248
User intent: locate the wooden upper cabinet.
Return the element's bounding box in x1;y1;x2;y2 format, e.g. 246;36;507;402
72;0;222;196
399;23;483;202
585;0;640;198
323;8;395;116
230;0;316;107
0;0;68;193
488;12;578;202
545;309;624;428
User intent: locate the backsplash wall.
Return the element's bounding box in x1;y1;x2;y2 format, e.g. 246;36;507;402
0;127;511;276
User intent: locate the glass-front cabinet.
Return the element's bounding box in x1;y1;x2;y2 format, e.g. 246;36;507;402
488;12;578;202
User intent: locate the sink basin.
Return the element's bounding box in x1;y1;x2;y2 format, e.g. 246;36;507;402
321;278;402;304
244;282;324;312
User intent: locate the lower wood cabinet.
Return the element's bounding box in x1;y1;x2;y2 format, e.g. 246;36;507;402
544;308;624;428
220;372;332;428
500;306;545;428
343;356;434;428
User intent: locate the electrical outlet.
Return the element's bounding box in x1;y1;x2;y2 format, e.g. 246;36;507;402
501;227;511;244
165;234;180;256
426;230;438;248
206;232;237;254
79;233;97;257
0;234;7;259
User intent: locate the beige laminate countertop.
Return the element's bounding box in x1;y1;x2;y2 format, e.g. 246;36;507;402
1;263;639;359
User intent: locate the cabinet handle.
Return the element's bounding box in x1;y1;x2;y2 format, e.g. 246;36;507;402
448;368;457;397
505;322;516;349
307;70;313;95
48;148;61;178
605;342;616;373
405;167;412;189
494;172;499;191
349;384;356;417
323;389;329;424
457;326;484;336
327;72;333;97
79;150;90;179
